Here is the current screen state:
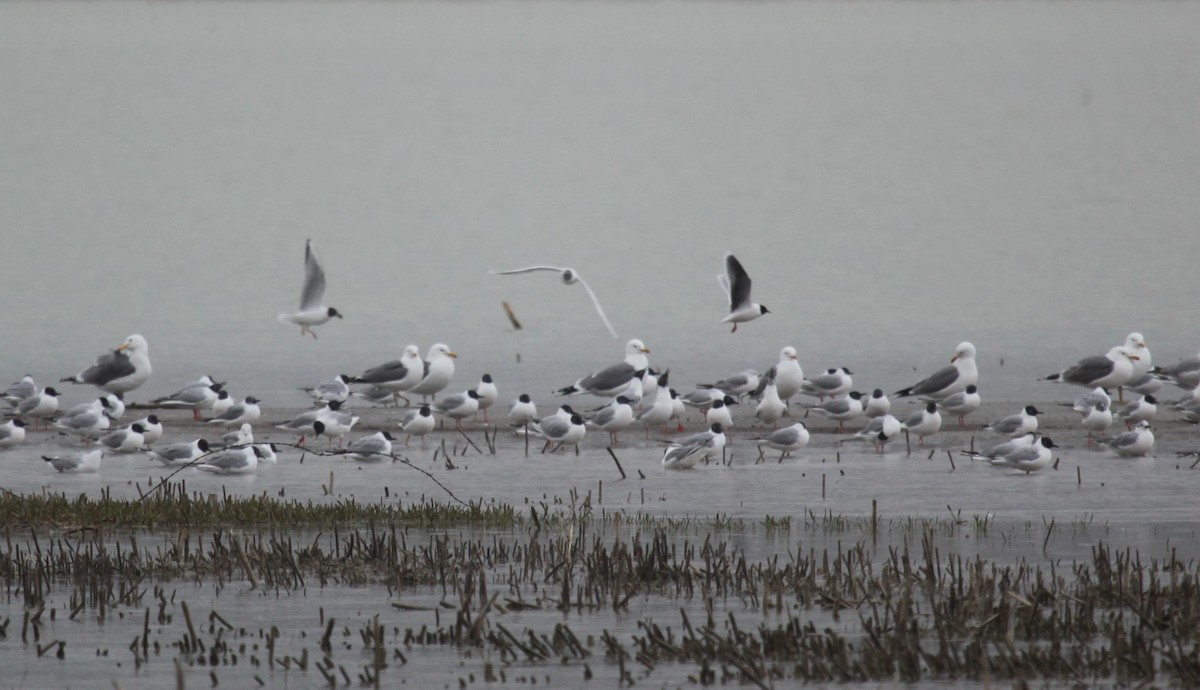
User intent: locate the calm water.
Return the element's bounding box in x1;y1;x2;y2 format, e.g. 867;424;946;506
2;1;1200;687
2;0;1199;409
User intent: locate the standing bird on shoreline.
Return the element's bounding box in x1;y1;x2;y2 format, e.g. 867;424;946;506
278;239;343;339
556;339;650;399
718;253;769;333
490;265;618;339
61;334;152;395
895;342;977;401
1042;346;1139;395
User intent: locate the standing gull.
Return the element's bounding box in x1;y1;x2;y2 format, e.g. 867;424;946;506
152;377;225;421
339;431;396;462
989;437;1058;474
2;375;37;406
350;345;424;404
0;419;27;449
408;344;458;402
933;384;980;427
985;405;1041;437
1100;422;1155;457
802;392;864;433
278;239;343;339
1043;346;1139;393
400;405;435;447
491;265;618;339
717;253;770;332
895;342;977;400
43;449;103;474
752;422;809;460
555;339;650;399
61;334;152;394
901;402;943;445
148;438;211;467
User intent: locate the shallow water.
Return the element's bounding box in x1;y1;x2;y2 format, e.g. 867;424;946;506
2;1;1200;687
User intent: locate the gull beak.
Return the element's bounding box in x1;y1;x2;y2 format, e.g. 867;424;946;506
448;352;458;358
116;343;130;352
642;347;651;354
1128;354;1140;361
951;355;959;363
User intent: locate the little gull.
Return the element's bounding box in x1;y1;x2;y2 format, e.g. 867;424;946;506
278;239;343;339
803;392;864;433
1100;422;1154;457
717;253;770;332
148;438;211;467
661;423;727;469
864;389;892;419
434;389;481;431
338;431;395;462
985;405;1041;437
43;449;103;473
988;437;1058;474
752;422;809;460
0;419;27;449
1117;395;1157;429
933;384;979;427
901;402;942;444
400;405;435;447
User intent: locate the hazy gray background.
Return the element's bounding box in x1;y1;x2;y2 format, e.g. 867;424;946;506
2;1;1198;406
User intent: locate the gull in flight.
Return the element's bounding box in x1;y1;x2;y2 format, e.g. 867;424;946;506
717;253;769;333
491;266;618;339
278;239;343;339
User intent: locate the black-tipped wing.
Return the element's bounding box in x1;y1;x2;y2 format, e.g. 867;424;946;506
724;254;753;312
355;360;410;385
904;365;958;397
79;351;136;387
300;239;327;310
1063;356;1116;386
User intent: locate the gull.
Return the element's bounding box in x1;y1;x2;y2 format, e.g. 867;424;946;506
131;415;162;444
555;339;651;399
211;390;234;417
276;401;348;446
350;345;424;402
752;422;809;460
1117;395;1157;429
661;423;727;469
303;374;352;405
895;342;977;400
101;393;126;420
148;438;211;467
152;378;225;420
933;384;979;427
800;368;853;401
754;368;786;427
311;407;360;447
408;344;458;402
434;390;481;431
62;334;152;394
221;423;254;446
352;386;403;408
400;405;435;447
43;449;103;473
206;396;262;427
985;405;1041;437
636;373;674;434
679;388;726;410
2;375;36;406
1080;402;1113;443
864;389;892;419
1068;387;1111;415
339;431;396;462
717;253;769;332
508;394;538;427
474;374;498;424
1153;349;1200;391
640;368;660;403
0;419;27;449
699;369;759;401
668;390;686;431
1100;422;1155;457
989;437;1058;474
530;412;587;454
961;431;1039;462
490;265;618;339
845;414;902;453
52;399;112;442
99;423;148;453
803;392;864;433
17;387;61;428
902;402;942;445
195;445;263;475
585;395;636;446
772;347;805;402
254;443;280;465
1043;346;1139;394
1124;332;1152;380
1125;373;1163;396
278;239;343;339
704;396;736;431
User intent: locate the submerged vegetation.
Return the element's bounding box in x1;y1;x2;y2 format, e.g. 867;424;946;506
0;484;1197;686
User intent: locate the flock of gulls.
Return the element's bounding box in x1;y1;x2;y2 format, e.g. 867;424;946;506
4;241;1200;476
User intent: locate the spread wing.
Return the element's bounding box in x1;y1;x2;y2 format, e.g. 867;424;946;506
724;253;753;312
300;239;327;310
